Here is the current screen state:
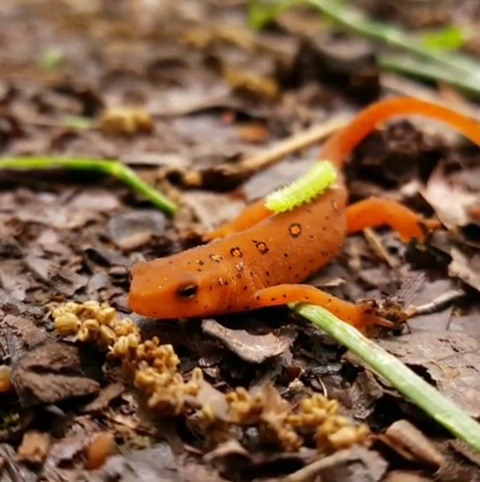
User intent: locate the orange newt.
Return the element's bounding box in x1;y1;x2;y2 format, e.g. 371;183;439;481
129;97;480;331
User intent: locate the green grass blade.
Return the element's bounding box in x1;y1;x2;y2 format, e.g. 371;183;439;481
0;157;177;216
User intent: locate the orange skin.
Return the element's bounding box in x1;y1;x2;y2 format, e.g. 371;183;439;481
129;97;480;331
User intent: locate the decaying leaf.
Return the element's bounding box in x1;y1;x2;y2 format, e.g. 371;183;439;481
10;343;100;406
379;332;480;417
422;162;479;230
448;246;480;293
17;431;51;466
377;420;444;469
202;319;295;363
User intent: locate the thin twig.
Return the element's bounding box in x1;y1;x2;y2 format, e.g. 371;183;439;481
0;157;177;216
362;227;400;273
240;114;349;172
405;289;465;318
291;303;480;453
284;448;359;482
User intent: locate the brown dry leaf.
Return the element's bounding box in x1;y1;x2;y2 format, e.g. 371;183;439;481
17;431;51;466
384;471;434;482
97;444;227;482
182;191;245;231
0;287;43;324
0;443;37;482
193;377;230;422
10;343;100;406
448;246;480;292
107;210;167;251
46;433;93;468
202;319;295;364
422;162;480;230
204;439;250;466
378;420;444;469
1;314;48;359
379;332;480;417
285;446;387;482
82;382;126;413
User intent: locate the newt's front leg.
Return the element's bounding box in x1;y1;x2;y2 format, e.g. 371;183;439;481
346;197;440;242
252;284;392;332
205;198;273;241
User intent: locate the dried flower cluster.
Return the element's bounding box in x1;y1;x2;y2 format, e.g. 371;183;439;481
52;301;370;452
52;301;202;416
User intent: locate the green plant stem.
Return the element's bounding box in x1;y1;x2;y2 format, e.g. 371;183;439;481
291;303;480;453
379;54;480;97
306;0;480;80
249;0;480;97
0;157;177;216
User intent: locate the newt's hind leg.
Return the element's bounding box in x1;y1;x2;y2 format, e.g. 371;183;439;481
204;199;273;241
252;284;392;333
346;197;440;242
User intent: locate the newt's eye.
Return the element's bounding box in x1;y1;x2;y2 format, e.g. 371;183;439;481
177;283;199;299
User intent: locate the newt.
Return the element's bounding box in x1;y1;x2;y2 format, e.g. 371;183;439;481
129;97;480;331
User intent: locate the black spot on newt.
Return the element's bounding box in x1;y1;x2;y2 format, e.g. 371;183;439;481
252;240;269;254
230;247;243;258
288;223;302;238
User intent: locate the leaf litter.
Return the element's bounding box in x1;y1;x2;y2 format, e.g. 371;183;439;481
0;0;480;480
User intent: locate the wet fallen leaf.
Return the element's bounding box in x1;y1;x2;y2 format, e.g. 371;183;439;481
17;431;51;466
285;446;387;482
423;162;480;230
0;443;37;482
378;420;444;469
379;332;480;417
448;246;480;292
384;471;433;482
82;382;126;414
202;319;295;364
10;343;100;406
107;210;167;251
97;444;227;482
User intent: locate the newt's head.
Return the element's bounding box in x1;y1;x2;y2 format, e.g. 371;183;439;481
129;253;230;319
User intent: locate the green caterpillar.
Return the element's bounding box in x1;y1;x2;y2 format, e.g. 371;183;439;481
265;161;337;214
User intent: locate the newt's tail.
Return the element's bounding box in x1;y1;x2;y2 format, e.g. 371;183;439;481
322;97;480;168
